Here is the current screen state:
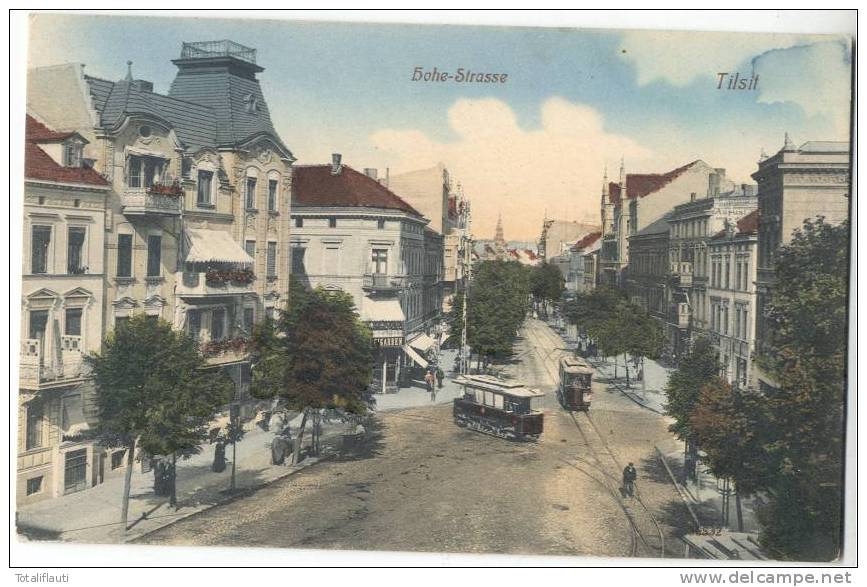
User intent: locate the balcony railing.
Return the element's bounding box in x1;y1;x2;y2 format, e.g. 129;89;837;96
121;182;183;217
362;273;406;292
202;337;249;365
176;270;255;297
20;337;88;388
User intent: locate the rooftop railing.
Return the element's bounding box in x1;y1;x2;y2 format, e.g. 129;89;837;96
180;40;257;65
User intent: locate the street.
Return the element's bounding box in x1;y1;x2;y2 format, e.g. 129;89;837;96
138;318;693;557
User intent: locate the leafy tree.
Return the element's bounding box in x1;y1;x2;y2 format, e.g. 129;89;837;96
251;280;374;464
664;336;719;480
565;287;625;340
751;218;850;560
463;260;530;369
86;315;233;528
529;262;565;317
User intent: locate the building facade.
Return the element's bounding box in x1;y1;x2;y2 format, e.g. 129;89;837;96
289;158;444;393
624;213;672;326
538;219;600;263
752;138;851;391
19;116;110;504
707;210;759;389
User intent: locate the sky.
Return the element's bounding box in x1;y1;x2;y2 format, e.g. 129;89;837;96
27;13;853;240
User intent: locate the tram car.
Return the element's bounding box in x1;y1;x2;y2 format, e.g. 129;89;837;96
453;374;545;440
558;356;594;411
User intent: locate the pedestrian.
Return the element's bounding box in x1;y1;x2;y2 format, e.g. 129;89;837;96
212;437;227;472
435;365;444;389
425;370;435;394
623;462;637;497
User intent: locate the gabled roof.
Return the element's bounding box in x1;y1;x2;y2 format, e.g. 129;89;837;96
570;231;602;252
608;160;704;205
25;115;108;187
291;165;423;216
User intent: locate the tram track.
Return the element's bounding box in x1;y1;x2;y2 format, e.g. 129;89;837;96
522;319;666;559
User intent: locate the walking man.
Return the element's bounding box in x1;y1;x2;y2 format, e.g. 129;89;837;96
435;365;444;389
623;462;637;497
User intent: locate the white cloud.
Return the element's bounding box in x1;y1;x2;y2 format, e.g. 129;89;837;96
753;41;852;138
369;97;652;240
618;30;809;87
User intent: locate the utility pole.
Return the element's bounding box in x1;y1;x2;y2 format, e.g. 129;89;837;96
460;199;472;375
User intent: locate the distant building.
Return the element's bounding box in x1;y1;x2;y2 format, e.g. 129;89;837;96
549;231;602;293
752;137;851;392
538;219;600;262
599;159;734;288
707;210;760;388
19;115;109;504
289;157;443;393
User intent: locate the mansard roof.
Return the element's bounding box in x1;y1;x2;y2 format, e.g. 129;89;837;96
291;165;423;217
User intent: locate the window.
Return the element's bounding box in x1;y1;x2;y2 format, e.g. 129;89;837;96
127;155;166;188
31;225;51;274
328;217;337;228
294;217;303;228
111;450;126;470
197;170;213;205
65;308;82;336
66;226;87;275
29;310;48;343
243;307;255;331
291;248;306;275
25;401;43;450
245;240;256;260
146;235;162;277
115;316;130;331
245;177;257;209
26;476;43;496
377;219;385;230
372;249;388;274
266;242;277;278
187;310;201;341
64;449;88;494
211;308;226;341
116;234;133;278
268;179;278;212
63;140;82;167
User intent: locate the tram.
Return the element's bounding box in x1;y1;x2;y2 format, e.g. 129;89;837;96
453;374;545;440
558;355;594;411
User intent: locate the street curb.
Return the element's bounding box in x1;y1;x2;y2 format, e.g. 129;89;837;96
129;451;337;544
654;446;702;532
588;360;667;416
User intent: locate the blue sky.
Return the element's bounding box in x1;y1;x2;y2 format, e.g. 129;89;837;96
28;14;852;239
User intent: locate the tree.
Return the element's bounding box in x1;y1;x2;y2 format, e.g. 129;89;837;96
529;262;565;318
251;280;374;464
751;218;849;560
463;260;530;369
86;315;233;529
565;287;625;340
664;336;719;480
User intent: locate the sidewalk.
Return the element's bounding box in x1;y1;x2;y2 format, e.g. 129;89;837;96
372;348;465;411
16;414;348;544
589;355;671;415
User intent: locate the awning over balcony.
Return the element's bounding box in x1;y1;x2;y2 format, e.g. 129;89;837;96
402;344;429;369
407;332;436;353
360;298;405;323
185;228;254;265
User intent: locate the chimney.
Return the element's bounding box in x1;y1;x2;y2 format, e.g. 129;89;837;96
363;168;378;180
708;172;721;198
131;79;153;92
331;153;342;175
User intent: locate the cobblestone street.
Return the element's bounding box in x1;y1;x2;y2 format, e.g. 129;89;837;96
138;319;694;558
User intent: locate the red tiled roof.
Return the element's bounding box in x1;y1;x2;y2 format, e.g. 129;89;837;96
570;231;602;252
292;165;422;216
607;161;702;204
25;116;108;187
736;209;760;234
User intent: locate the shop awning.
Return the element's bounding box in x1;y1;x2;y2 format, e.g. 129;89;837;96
185;228;254;265
360;297;405;323
403;344;429;369
407;332;436;352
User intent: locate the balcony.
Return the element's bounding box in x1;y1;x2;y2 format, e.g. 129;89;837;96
670;262;693;288
362;273;406;293
176;268;255;298
20;337;88;388
202;337;249;366
121;181;184;217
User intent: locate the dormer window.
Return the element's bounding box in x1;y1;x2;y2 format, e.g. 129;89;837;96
63;139;84;168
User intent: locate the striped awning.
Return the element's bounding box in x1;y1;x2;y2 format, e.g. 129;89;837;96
407;332;436;352
185;228;254;265
403;344;429;369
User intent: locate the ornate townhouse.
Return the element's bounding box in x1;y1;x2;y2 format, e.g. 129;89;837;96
706;210;759;388
599;160;733;288
623;212;672;328
289;156;444;393
24;40;294;499
19;116;110;504
752;137;851;393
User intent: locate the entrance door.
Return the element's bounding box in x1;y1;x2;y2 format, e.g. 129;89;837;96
64;449;88;494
